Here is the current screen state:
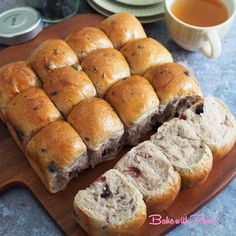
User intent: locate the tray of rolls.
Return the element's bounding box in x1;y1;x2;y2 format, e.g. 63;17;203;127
0;13;236;236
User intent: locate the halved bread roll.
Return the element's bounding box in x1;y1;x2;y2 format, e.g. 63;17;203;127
28;39;78;81
65;27;113;62
99;12;146;49
73;169;147;236
44;65;97;117
144;63;203;123
182;96;236;160
67;98;124;167
115;141;181;213
106;76;159;145
5;87;62;149
81;48;130;97
26;121;88;193
0;61;41;121
120;38;173;75
151;118;213;188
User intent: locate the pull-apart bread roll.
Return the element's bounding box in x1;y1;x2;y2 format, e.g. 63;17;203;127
106;76;159;145
99;12;146;49
181;97;236;160
151;118;213;188
0;61;40;121
73;169;147;236
81;48;130;97
144;63;202;123
121;38;173;75
26;121;88;193
68;98;124;167
115;141;181;213
28;39;78;81
65;27;113;62
5;87;62;150
44;65;96;117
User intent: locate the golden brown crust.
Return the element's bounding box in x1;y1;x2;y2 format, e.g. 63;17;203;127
74;201;147;236
81;48;130;97
67;98;124;149
25;121;87;192
144;63;202;105
99;12;146;49
44;65;97;117
121;38;173;75
5;87;62;148
106;76;159;127
0;61;41;121
28;39;78;81
65;27;114;62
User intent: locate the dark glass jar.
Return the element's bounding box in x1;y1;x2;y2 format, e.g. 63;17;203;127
27;0;80;23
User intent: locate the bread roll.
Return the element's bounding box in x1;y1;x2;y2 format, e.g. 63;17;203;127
144;63;202;123
115;141;181;213
151;118;213;188
106;76;159;145
67;98;124;167
99;12;146;49
5;87;62;149
81;48;130;97
26;121;88;193
73;169;147;236
182;96;236;160
44;65;97;117
121;38;173;75
28;39;78;81
65;27;113;62
0;61;41;121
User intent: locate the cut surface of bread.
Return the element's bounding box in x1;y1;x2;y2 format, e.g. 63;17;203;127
115;141;181;212
151;118;213;188
182;96;236;160
73;169;147;236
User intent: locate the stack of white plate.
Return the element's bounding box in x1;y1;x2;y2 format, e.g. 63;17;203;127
87;0;165;23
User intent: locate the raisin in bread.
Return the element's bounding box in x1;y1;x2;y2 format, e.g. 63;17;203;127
151;118;213;188
115;141;181;213
182;96;236;160
73;169;147;236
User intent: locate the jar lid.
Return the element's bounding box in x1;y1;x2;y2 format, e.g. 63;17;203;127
0;7;43;45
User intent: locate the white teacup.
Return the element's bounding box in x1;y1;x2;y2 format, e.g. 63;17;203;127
165;0;236;58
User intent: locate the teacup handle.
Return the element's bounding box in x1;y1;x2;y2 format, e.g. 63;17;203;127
200;30;222;58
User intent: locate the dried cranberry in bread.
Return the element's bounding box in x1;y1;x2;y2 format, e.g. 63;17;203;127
67;98;124;167
26;121;88;193
106;76;159;145
0;61;41;121
182;96;236;160
115;141;181;213
121;38;173;75
44;65;96;117
65;27;113;62
28;39;78;81
144;63;202;123
81;48;130;97
151;118;213;188
99;12;146;49
73;169;147;236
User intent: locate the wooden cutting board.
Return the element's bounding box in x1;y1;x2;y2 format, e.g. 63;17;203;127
0;14;235;236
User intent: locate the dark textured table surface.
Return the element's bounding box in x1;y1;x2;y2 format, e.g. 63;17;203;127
0;1;236;236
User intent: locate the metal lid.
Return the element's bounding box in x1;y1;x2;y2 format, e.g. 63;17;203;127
0;7;43;45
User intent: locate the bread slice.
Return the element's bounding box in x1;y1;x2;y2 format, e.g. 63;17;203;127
73;169;147;236
182;96;236;160
114;141;181;213
151;118;213;188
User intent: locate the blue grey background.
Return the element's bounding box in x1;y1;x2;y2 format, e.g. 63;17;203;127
0;0;236;236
